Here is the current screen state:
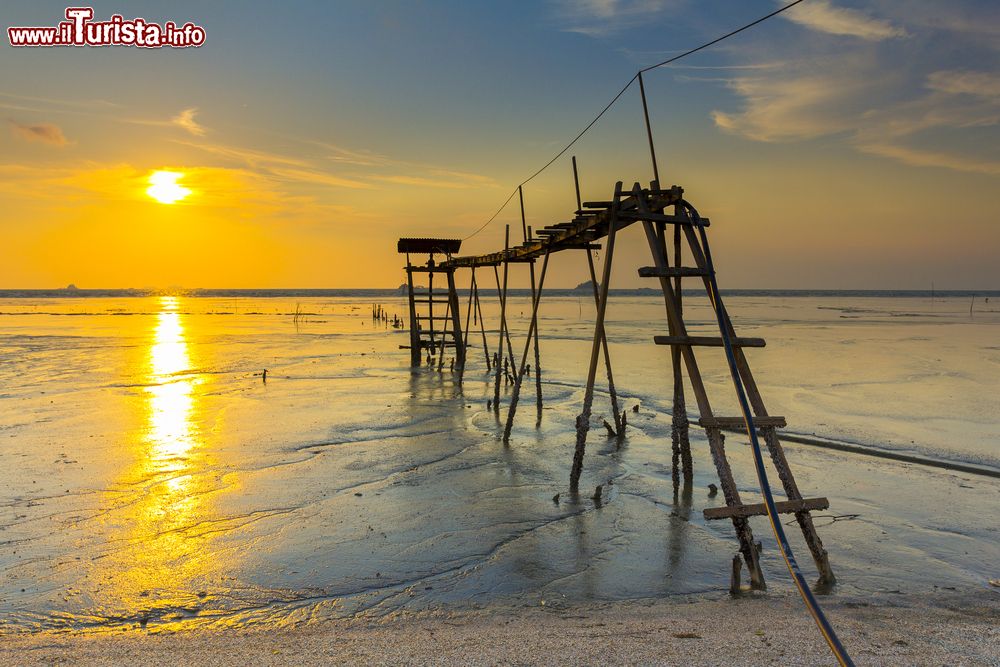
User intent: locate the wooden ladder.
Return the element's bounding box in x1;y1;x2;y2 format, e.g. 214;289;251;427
403;261;465;369
636;185;835;590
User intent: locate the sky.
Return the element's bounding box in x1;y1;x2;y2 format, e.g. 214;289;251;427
1;0;998;289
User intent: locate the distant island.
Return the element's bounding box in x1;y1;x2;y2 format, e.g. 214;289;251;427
573;280;597;292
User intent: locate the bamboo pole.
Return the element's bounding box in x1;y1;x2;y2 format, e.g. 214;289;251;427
503;248;551;443
494;225;511;412
574;156;622;434
570;182;622;492
473;276;491;370
520;188;544;421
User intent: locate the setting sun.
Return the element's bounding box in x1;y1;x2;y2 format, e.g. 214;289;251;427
146;170;191;204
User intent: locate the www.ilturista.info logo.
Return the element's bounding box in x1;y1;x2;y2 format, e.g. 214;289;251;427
8;7;205;48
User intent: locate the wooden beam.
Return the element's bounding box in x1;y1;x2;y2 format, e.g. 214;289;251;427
704;497;829;521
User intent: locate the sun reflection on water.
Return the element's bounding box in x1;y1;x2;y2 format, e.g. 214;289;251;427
93;296;217;620
147;297;198;488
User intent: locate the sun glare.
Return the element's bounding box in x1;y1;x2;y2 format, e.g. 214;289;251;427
146;170;191;204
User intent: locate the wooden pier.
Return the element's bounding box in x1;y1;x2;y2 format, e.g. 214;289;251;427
398;176;836;591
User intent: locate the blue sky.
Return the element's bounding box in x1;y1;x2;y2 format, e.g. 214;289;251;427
2;1;998;288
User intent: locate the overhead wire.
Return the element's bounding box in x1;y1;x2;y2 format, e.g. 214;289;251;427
462;0;807;240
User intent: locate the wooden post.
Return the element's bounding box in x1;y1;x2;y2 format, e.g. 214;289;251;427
635;191;766;589
447;268;465;371
673;220;692;480
503;249;550;443
586;249;622;435
637;70;660;185
570;182;622;492
474;275;491;370
494;226;511;412
405;253;420;366
462;269;475;358
520;188;544;421
575;156;622;434
427;268;436;360
492;265;516;365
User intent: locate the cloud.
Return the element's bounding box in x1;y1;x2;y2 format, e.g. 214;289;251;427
126;107;208;136
171;108;206;136
926;70;1000;99
857;142;1000;176
710;74;862;142
781;0;908;41
709;65;1000;175
7;119;70;146
550;0;679;37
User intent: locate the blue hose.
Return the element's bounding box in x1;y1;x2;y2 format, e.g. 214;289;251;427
683;200;855;667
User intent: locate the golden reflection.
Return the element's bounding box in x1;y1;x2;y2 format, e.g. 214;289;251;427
147;296;198;487
93;296;217;619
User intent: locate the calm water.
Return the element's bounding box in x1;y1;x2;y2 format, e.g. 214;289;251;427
1;293;998;633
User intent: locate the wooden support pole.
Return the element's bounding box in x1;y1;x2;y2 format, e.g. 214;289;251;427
438;293;449;369
427;269;437;359
405;253;420;366
529;227;543;422
494;225;511;412
673;220;692;480
570;182;622;493
575;156;622;434
446;268;465;371
586;249;622;435
462;269;475;358
520;188;544;421
503;248;550;443
473;276;491;370
492;265;516;365
637;71;660;185
636;195;765;589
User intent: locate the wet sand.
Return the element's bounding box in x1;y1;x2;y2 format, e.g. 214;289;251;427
3;589;997;666
2;293;999;648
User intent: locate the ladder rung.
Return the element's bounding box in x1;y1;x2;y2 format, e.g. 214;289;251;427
417;316;453;320
653;335;765;348
638;266;709;278
698;416;786;429
703;497;828;521
417;341;459;348
582;200;614;208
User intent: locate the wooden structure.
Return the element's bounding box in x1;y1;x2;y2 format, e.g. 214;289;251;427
397;177;836;589
398;238;465;369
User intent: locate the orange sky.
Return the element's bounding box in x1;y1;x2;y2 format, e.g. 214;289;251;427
2;1;998;289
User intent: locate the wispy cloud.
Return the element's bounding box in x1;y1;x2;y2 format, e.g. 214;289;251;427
705;1;1000;177
171;108;206;136
857;142;1000;176
7;119;70;146
126;107;208;136
549;0;680;37
710;66;1000;175
781;0;908;41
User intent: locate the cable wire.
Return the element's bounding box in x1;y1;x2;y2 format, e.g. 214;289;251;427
683;200;855;667
463;0;807;240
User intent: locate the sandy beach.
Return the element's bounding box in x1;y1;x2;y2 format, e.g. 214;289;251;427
3;588;998;666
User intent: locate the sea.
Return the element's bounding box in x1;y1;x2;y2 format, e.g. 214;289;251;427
1;289;998;633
